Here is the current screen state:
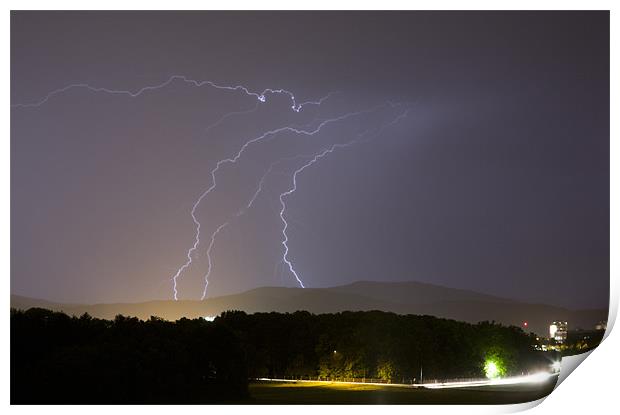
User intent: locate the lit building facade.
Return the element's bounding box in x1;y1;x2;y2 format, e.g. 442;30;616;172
549;321;568;344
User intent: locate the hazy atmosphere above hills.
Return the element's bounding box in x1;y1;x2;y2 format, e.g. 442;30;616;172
11;11;609;310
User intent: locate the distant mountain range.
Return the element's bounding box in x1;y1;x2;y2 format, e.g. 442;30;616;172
11;281;608;337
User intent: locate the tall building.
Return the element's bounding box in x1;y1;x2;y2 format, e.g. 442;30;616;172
549;321;568;344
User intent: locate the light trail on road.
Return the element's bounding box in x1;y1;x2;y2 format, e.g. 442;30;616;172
256;371;558;390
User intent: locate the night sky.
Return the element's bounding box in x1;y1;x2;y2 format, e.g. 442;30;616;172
11;11;609;309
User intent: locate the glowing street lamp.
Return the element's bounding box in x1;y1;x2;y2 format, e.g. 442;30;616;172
484;360;501;379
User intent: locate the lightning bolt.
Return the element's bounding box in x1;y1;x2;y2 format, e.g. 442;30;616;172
11;75;333;113
277;144;354;288
243;154;315;213
188;107;382;300
197;154;314;299
192;102;407;300
277;107;411;288
200;222;230;301
203;92;332;137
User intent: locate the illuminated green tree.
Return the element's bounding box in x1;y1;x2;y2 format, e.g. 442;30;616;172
483;348;509;378
376;358;396;382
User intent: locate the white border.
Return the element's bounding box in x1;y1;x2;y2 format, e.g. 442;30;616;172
4;2;617;414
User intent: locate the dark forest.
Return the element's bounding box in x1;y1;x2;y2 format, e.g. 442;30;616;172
11;308;553;404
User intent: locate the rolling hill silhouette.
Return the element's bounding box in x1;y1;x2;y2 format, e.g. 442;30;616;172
11;281;607;337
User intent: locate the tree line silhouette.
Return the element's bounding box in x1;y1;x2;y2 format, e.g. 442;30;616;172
11;308;552;403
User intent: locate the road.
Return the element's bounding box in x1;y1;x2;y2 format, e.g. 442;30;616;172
247;372;560;404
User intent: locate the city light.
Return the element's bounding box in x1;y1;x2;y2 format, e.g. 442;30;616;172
549;324;558;338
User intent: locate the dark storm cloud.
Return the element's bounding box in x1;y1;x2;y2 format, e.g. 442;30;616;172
11;11;609;309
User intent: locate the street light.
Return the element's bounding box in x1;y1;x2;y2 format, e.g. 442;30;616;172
484;360;500;379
